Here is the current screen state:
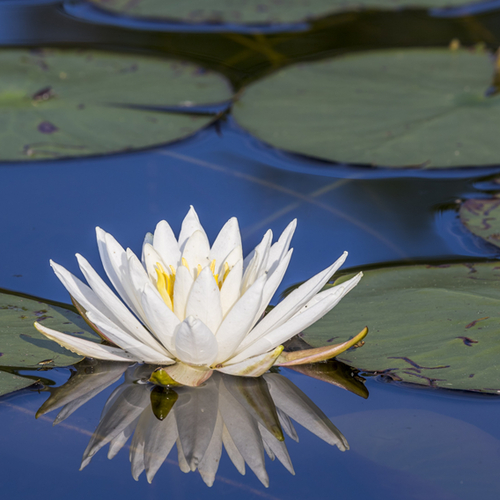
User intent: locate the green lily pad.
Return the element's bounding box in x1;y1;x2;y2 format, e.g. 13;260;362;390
233;48;500;169
301;262;500;394
459;198;500;250
88;0;477;24
0;371;38;398
0;48;231;161
0;288;100;368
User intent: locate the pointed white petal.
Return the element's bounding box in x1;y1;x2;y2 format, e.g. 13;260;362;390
219;258;243;318
153;219;181;268
267;220;296;275
173;264;194;320
141;232;154;267
125;249;150;319
237;252;348;352
174;317;219;366
218;346;283;377
142;243;166;282
264;374;349;450
185;266;223;334
176;438;190;473
222;424;246;475
85;311;175;364
76;253;163;352
181;230;210;278
230;274;361;363
108;419;136;459
50;259;122;330
95;227;142;318
214;274;266;364
222;245;244;271
209;217;242;273
241;230;272;293
141;282;180;355
34;322;139;362
178;206;208;253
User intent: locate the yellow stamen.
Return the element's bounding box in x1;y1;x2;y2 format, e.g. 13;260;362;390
182;257;190;271
155;263;173;310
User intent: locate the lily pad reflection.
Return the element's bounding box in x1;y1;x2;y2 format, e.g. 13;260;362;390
37;364;348;486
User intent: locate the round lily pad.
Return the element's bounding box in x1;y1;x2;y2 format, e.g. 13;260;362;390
301;262;500;394
233;48;500;169
88;0;477;25
459;198;500;250
0;371;38;398
0;48;231;160
0;288;100;368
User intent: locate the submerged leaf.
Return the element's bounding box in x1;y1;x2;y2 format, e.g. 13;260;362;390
459;198;500;250
302;262;500;394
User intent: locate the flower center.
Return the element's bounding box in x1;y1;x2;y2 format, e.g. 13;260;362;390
155;259;230;311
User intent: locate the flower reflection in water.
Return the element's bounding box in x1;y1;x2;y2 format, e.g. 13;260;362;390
37;363;348;487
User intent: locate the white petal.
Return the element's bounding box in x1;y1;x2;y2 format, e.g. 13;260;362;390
241;229;272;293
250;249;293;331
223;245;244;270
173;265;194;321
229;273;361;363
141;232;154;267
141;282;180;355
222;424;246;475
218;346;283;377
174;317;219;366
176;438;190;473
50;260;121;327
267;219;296;275
95;227;142;318
178;206;207;253
34;322;139;362
209;217;243;274
237;252;348;353
277;408;299;442
185;266;223;334
153;219;181;268
86;310;175;364
142;243;166;282
214;274;266;364
108;420;136;459
264;374;349;450
181;230;210;278
219;258;243;318
125;249;150;319
77;253;168;354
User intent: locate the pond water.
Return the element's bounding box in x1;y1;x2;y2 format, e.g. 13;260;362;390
1;1;500;499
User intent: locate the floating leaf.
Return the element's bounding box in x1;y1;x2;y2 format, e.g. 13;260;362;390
88;0;477;25
459;198;500;250
0;288;101;368
301;262;500;393
234;48;500;169
0;48;231;160
0;370;38;398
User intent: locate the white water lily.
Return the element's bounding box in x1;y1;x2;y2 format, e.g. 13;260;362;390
35;207;363;387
